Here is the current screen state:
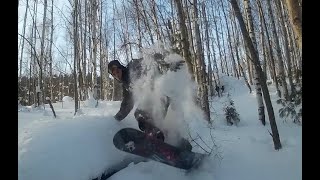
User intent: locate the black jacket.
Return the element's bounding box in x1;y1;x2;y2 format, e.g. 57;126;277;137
114;59;143;121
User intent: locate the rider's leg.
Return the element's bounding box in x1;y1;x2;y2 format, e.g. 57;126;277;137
134;109;165;141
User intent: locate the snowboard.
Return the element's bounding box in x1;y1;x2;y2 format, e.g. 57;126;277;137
113;128;206;170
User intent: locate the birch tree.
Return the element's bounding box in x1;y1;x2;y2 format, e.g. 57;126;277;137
257;0;281;97
19;0;29;80
275;0;296;98
49;0;54;101
282;0;302;51
202;3;215;97
38;0;48;106
267;0;289;100
72;0;79;114
243;0;265;125
91;0;98;91
173;0;194;79
192;0;210;121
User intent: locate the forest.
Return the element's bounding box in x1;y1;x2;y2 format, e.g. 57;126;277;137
18;0;302;150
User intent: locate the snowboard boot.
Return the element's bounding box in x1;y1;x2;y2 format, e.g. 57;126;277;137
136;115;165;142
144;127;165;142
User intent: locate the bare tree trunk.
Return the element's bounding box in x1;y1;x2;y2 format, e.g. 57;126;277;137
19;0;29;80
239;58;252;93
29;28;34;105
267;0;289;100
47;98;57;117
190;0;200;85
283;0;302;51
138;0;154;44
43;52;48;106
257;0;281;97
28;61;32;106
91;0;98;91
230;0;282;150
221;0;238;79
218;4;229;76
125;2;133;60
43;39;49;106
83;0;88;100
166;19;174;46
157;3;173;46
242;7;253;85
118;3;129;64
104;10;110;100
276;0;296;98
99;0;104;100
243;0;265;126
230;8;242;79
88;2;93;90
133;0;142;51
59;74;62;102
150;0;162;42
210;38;221;89
261;35;267;79
286;21;297;79
192;0;210;122
286;20;301;84
232;10;252;93
112;0;116;101
208;0;221;88
246;47;253;85
77;0;83;101
184;0;196;63
202;3;215;97
173;0;194;80
49;0;54;101
210;0;223;76
73;0;79;114
32;0;38;106
259;8;267;79
38;0;48;107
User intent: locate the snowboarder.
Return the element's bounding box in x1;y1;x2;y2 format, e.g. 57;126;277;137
108;57;192;151
215;86;220;97
221;85;225;93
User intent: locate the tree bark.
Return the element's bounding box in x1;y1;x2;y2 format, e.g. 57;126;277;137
91;0;98;91
49;0;54;101
283;0;302;51
267;0;289;100
218;4;229;76
173;0;194;80
210;0;223;77
99;0;104;100
231;9;252;93
277;0;296;98
257;0;281;97
73;0;79;114
221;0;238;78
202;3;215;97
192;0;210;121
39;0;48;106
19;0;29;80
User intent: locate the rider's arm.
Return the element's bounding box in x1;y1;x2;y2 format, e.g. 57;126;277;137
114;86;134;121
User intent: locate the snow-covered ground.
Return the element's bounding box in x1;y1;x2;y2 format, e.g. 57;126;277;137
18;75;302;180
